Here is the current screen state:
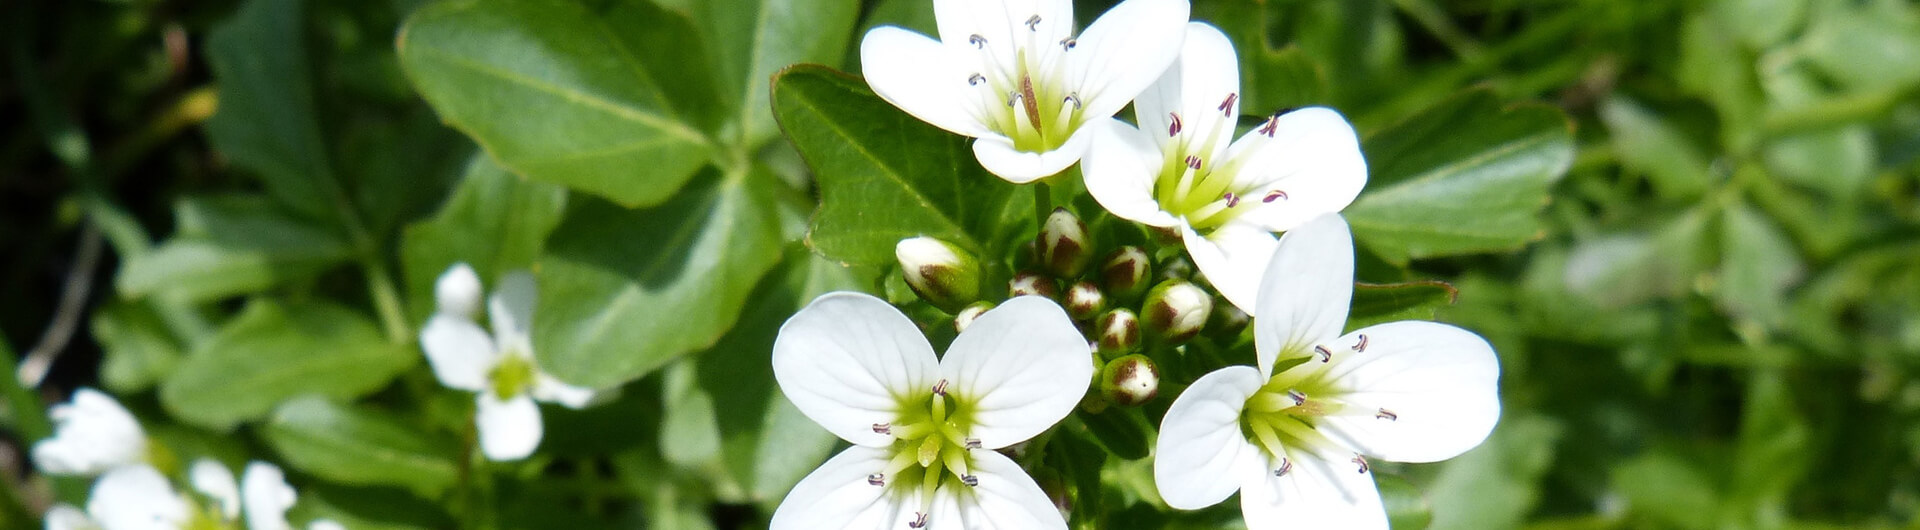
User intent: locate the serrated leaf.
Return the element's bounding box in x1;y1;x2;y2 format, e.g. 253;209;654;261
160;301;414;430
263;397;460;497
400;154;568;321
398;0;715;207
1345;90;1574;265
772;65;1025;268
532;171;783;388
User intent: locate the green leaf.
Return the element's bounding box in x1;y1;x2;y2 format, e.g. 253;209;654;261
1078;408;1152;461
1197;0;1329;113
262;397;461;497
159;301;414;430
1763;125;1875;199
117;196;354;302
398;0;715;207
1564;208;1716;308
203;0;336;219
1345;281;1458;332
400;154;568;321
1426;415;1563;530
1799;0;1920;91
1375;473;1433;530
1714;202;1804;331
692;0;860;148
532;171;784;388
1598;96;1715;200
290;484;453;530
91;302;184;393
1345;89;1574;265
772;65;1025;268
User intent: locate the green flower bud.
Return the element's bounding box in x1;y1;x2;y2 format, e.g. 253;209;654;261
895;236;981;313
1096;308;1141;355
1008;271;1060;300
1036;208;1092;278
1158;254;1194;281
1206;296;1249;339
1099;354;1160;406
953;301;995;333
1064;281;1106;321
1099;246;1152;301
1141;279;1212;344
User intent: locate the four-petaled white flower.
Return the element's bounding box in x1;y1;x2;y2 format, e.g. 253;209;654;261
420;263;595;461
47;460;339;530
1082;23;1366;313
33;388;147;476
862;0;1191;182
1153;214;1500;528
770;293;1092;529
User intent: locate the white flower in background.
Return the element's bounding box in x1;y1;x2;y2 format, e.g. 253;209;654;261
1082;23;1366;313
1152;214;1500;528
420;263;594;461
770;293;1092;529
861;0;1190;182
48;460;340;530
33;388;147;476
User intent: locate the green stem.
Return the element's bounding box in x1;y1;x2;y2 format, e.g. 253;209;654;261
1034;181;1054;229
361;257;410;344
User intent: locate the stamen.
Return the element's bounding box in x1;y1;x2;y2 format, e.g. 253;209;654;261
1059;38;1077;50
968;34;986;48
1376;408;1398;421
872;423;892;435
1167;112;1183;137
1025;15;1041;31
1063;93;1081;110
1218;93;1238;115
1259;115;1280;137
909;512;929;528
968;73;985;86
1354;334;1369;352
1006;91;1021;108
964;438;982;449
1184;155;1202;170
1287;389;1307;406
1263;190;1288;203
1223;192;1239;208
961;474;979;486
932;380;949;396
868;473;886;486
1314;344;1334;362
1274;458;1293;477
1352;454;1371;474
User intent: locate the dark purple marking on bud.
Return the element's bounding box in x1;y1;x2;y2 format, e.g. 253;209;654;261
868;473;886;486
1025;15;1041;31
1168;112;1183;137
968;73;985;86
1263;190;1288;203
1314;345;1333;362
1376;408;1398;421
872;423;892;434
1218;93;1238;115
1223;192;1240;208
1354;334;1369;353
1274;458;1293;477
1352;455;1371;474
932;379;949;396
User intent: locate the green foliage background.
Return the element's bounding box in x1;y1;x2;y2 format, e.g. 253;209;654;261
2;0;1918;528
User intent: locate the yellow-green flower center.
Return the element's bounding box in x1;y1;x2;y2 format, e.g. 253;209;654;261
490;353;537;400
869;380;983;526
965;19;1084;154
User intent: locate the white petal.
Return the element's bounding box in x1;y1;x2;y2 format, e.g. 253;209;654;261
1153;365;1264;510
938;296;1092;449
860;27;993;140
32;388;146;476
487;270;537;353
769;446;916;530
1220;107;1367;232
306;521;346;530
1253;213;1354;378
240;462;297;530
1238;449;1388;530
1134;22;1240;163
476;393;543;461
933;0;1074;69
945;449;1067;529
88;465;189;530
434;263;482;319
530;373;595;409
1316;321;1501;463
419;315;497;393
45;504;99;530
1070;0;1191;121
188;459;239;519
971;125;1096;183
1083;119;1180;227
1181;222;1278;315
773;292;940;448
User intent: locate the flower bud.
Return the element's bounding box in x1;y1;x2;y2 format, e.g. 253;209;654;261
1063;281;1105;321
1157;255;1194;281
1008;271;1060;300
1095;309;1141;355
895;237;981;313
1206;296;1249;339
435;263;483;318
1099;354;1160;406
953;301;995;333
1141;280;1212;344
1036;208;1092;278
1098;246;1152;301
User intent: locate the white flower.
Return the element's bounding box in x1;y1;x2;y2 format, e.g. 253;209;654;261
861;0;1190;182
1082;23;1366;313
1152;214;1500;528
419;263;594;461
770;293;1092;529
33;388;147;476
49;460;339;530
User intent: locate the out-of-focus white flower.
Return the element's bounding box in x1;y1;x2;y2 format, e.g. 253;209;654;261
33;388;147;476
420;263;594;461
